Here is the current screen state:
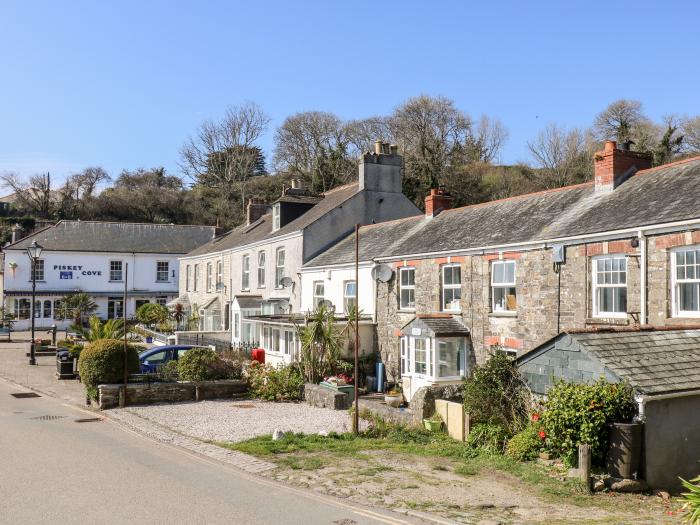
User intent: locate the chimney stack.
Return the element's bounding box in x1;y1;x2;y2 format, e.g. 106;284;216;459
359;139;403;193
594;140;652;192
425;187;453;218
246;198;268;225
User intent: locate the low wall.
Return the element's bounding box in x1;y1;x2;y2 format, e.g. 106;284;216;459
435;399;470;442
98;379;248;409
355;397;418;427
304;383;351;410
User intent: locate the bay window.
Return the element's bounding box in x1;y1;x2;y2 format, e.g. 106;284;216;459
673;246;700;316
593;255;627;317
399;267;415;310
491;260;516;312
400;336;466;380
442;264;461;311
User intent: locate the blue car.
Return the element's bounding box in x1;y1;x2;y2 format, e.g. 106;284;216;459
138;345;204;373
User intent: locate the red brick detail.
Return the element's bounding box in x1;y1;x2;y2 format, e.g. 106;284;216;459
502;252;523;260
655;233;687;250
425;188;453;217
608;240;636;254
483;252;523;261
692;230;700;244
417;313;451;319
505;337;524;350
394;260;423;268
393;328;402;337
450;256;465;263
594;141;652;191
433;257;449;265
483;254;500;261
484;336;501;346
579;242;604;256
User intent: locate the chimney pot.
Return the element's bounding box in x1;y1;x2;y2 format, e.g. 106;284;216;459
604;140;617;152
594;141;652;192
374;140;383;155
425;187;452;218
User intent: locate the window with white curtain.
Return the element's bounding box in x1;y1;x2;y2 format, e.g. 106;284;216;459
441;264;461;311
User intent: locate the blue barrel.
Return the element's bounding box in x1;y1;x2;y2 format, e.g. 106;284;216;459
375;362;385;393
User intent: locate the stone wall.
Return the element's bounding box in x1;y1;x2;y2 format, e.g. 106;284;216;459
304;383;350;410
98;379;248;409
376;228;700;375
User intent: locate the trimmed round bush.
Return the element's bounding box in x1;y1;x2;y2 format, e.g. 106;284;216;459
78;339;140;399
506;423;543;461
177;347;236;382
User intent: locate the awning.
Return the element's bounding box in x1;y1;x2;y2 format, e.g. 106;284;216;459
401;315;470;337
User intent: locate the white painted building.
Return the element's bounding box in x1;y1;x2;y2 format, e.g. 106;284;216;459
3;221;215;330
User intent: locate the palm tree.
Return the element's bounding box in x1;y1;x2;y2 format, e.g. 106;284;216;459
75;316;127;342
298;303;342;383
58;293;98;326
172;303;185;329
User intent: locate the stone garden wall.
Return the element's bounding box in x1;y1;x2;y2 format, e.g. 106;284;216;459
98;379;248;409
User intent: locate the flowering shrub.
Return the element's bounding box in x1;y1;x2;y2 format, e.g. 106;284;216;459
506;422;545;461
247;362;305;401
541;379;635;466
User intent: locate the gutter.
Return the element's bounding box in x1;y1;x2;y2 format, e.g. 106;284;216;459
635;389;700;422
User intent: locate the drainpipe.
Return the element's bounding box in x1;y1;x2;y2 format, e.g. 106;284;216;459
638;231;647;326
635;389;700;422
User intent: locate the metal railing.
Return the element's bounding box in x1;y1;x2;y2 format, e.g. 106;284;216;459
138;326;170;344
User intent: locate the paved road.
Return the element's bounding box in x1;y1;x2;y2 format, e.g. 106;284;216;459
0;380;416;525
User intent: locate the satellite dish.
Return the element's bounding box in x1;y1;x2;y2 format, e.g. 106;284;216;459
371;264;393;283
215;282;225;290
280;277;294;288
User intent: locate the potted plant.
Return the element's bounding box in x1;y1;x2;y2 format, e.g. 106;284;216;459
423;413;443;432
384;387;403;408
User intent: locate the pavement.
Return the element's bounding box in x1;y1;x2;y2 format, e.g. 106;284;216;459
0;336;429;525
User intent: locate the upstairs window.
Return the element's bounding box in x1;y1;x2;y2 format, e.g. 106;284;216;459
241;255;250;290
186;265;191;291
275;247;285;288
206;262;213;292
272;203;281;231
193;264;199;291
442;264;461;311
257;251;266;288
156;261;169;283
399;267;415;310
673;246;700;316
110;260;123;282
593;255;627;317
491;260;516;312
31;259;45;281
216;260;223;288
313;281;325;309
344;280;357;313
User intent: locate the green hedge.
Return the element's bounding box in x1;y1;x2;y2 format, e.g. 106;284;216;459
78;339;140;400
247;362;304;401
177;347;241;382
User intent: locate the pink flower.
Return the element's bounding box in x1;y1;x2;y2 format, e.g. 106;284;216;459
538;430;546;440
531;413;541;422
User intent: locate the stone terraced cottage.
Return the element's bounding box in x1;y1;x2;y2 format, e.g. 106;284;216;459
304;142;700;401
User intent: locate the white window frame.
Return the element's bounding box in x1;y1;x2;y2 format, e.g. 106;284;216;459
398;267;415;310
343;280;357;314
186;265;191;291
275;247;285;288
272;203;281;231
672;245;700;317
110;260;123;282
491;260;517;313
592;255;628;318
241;254;250;290
216;260;223;288
193;264;199;291
283;330;294;356
401;335;465;381
441;264;461;312
156;261;169;283
257;251;266;288
206;262;213;292
313;281;325;309
31;259;45;281
233;312;240;339
271;327;281;353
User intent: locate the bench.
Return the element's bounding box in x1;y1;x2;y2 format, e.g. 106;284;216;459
0;327;11;341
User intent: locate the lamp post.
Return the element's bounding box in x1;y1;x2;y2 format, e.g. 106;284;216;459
26;240;43;365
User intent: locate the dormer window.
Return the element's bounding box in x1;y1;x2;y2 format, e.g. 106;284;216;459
272;203;281;231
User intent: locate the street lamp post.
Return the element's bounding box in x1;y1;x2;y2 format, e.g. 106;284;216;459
26;240;43;366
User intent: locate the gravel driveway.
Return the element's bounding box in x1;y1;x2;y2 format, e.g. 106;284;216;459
116;400;357;442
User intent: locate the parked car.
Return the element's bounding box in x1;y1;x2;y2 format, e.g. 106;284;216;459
138;345;206;373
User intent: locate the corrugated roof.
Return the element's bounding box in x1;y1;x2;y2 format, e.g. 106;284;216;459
6;221;215;254
306;158;700;267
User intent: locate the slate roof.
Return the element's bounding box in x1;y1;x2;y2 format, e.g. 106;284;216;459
185;183;360;257
6;221;215;254
306;157;700;267
234;295;263;309
402;315;470;337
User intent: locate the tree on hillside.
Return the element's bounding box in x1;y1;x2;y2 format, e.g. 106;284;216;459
0;172;54;218
683;116;700;153
57;166;111;219
527;123;593;188
593;99;648;144
652;116;685;166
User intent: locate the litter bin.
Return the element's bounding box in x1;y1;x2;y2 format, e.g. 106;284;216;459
56;349;76;380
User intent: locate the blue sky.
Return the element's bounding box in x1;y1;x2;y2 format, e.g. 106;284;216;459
1;0;699;186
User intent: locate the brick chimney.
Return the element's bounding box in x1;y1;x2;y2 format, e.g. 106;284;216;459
246;198;268;225
425;187;453;218
594;140;652;192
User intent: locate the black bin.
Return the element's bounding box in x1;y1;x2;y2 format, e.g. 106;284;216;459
56;349;76;380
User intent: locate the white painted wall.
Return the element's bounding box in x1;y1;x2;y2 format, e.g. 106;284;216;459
300;263;375;316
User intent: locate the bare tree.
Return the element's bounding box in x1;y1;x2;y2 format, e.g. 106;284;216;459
344;116;391;154
0;172;54;218
461;115;508;164
682;116;700;153
180;102;270;215
273;111;355;192
593;99;652;146
527;123;593;189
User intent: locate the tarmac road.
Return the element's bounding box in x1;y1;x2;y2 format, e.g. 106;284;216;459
0;379;418;525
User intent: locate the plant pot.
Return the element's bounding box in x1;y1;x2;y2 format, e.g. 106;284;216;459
384;394;402;408
423;419;443;432
146;336;153;343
